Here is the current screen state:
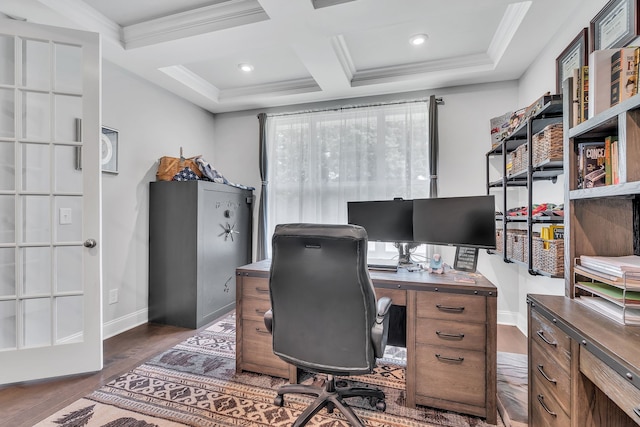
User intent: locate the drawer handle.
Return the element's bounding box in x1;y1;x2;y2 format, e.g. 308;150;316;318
435;304;465;313
255;287;270;294
435;331;465;340
537;364;557;384
435;354;464;362
537;394;557;417
255;309;266;316
634;407;640;418
536;330;557;347
255;328;270;335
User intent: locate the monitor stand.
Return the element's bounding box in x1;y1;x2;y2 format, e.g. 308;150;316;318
395;242;419;267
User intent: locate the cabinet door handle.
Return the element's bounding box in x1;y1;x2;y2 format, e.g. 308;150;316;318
435;354;464;362
536;330;557;347
436;331;465;339
255;287;269;294
633;407;640;418
435;304;465;313
537;394;557;417
537;364;557;384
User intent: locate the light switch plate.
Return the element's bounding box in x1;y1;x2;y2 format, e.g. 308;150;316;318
59;208;72;225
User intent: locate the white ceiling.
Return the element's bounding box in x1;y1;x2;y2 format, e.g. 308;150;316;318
0;0;582;113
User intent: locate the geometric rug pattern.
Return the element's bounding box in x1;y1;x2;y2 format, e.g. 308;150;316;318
36;311;510;426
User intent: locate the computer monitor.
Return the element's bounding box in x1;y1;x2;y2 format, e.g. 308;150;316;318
412;195;496;249
347;199;414;243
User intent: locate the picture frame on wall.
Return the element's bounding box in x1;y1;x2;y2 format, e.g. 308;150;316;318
556;28;588;94
590;0;640;51
101;126;119;174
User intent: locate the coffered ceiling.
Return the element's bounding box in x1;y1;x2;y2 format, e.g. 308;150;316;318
0;0;582;113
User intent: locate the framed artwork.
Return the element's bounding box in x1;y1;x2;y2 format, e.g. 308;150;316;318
453;246;479;273
101;126;119;174
590;0;640;51
556;28;588;94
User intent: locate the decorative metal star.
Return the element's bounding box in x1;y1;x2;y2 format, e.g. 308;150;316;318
219;222;239;241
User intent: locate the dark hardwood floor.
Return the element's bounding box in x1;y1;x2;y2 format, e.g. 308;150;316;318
0;320;527;427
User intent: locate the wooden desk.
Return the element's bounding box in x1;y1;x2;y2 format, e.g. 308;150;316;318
235;260;497;424
528;294;640;426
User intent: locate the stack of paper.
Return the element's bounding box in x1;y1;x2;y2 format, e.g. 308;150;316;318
579;255;640;283
576;296;640;325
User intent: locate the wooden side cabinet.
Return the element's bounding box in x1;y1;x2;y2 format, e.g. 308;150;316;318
235;262;296;382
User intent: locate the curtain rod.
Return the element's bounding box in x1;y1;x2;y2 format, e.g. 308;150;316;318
264;96;443;118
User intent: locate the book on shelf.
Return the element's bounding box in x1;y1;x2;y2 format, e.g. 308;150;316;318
612;138;620;184
619;47;640;103
570;68;582;126
577;141;606;189
604;135;619;185
611;49;622;106
581;65;589;121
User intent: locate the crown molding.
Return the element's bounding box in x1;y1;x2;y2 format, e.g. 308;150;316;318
123;0;269;49
351;53;494;87
331;35;355;81
219;78;321;100
487;1;531;64
38;0;122;45
311;0;357;9
159;65;221;102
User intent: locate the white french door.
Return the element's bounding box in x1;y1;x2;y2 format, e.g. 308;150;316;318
0;19;102;384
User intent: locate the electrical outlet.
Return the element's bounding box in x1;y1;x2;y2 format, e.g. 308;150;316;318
108;289;118;304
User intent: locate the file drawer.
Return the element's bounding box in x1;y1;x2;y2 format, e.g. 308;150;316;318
530;368;570;427
530;338;571;416
241;276;271;300
530;308;571;370
416;318;485;351
242;318;289;374
417;292;486;322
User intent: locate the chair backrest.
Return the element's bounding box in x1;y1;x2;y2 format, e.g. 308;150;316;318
269;223;378;376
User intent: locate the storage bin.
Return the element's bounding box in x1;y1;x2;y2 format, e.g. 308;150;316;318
510;144;528;176
533;123;563;166
507;229;528;263
532;236;564;276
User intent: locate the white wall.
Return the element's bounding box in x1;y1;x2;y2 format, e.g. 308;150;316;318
100;60;215;337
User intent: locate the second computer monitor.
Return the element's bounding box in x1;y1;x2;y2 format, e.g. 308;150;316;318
412;195;496;249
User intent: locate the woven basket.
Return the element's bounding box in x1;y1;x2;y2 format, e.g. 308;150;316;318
510;144;528;176
533;123;563;166
507;229;528;262
496;229;504;254
532;236;564;276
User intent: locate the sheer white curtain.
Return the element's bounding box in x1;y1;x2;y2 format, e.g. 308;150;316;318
266;100;430;257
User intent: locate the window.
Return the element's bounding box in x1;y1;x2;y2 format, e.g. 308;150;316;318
266;100;430;259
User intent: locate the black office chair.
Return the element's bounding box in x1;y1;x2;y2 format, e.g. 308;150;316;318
263;223;392;427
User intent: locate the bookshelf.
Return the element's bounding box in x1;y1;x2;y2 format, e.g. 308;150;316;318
486;94;564;277
563;77;640;319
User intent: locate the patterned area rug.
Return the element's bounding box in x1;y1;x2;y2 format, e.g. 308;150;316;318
36;312;510;427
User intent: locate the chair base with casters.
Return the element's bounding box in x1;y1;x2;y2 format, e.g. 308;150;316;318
273;374;386;427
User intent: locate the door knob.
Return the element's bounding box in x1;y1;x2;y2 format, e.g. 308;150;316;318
84;239;97;248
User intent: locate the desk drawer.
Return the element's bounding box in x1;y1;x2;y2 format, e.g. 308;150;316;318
241;276;271;300
415;343;485;407
241;319;289;372
530;339;570;416
416;318;485;351
241;297;271;322
375;287;406;306
417;292;485;322
530;369;570;427
530;309;571;370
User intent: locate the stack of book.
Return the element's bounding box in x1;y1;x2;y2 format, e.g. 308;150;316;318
576;135;619;189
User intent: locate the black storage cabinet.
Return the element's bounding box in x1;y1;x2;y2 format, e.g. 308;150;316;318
149;180;253;328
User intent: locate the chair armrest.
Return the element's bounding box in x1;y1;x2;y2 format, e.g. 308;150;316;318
264;309;273;333
371;296;392;358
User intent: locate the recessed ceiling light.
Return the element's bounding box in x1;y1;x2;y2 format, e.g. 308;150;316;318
238;63;254;72
409;34;428;46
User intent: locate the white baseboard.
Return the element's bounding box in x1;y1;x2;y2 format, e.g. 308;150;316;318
497;309;527;337
103;308;148;340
